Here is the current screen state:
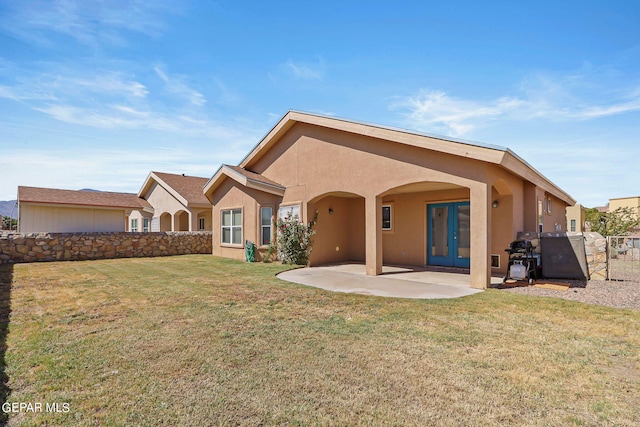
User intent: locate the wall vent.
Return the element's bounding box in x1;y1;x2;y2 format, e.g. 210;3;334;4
491;254;500;269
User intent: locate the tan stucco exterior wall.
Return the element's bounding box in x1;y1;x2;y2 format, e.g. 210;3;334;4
128;209;153;232
210;179;281;260
140;182;211;231
609;196;640;217
208;120;571;289
566;203;585;232
19;204;127;233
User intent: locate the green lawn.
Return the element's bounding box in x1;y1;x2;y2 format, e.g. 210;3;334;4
1;256;639;426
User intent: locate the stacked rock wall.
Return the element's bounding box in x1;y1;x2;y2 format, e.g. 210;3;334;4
0;231;212;264
582;232;607;280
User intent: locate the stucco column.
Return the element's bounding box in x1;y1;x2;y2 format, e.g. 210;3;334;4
470;184;491;289
189;211;196;231
365;194;383;276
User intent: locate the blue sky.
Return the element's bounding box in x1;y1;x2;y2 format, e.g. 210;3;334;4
0;0;638;207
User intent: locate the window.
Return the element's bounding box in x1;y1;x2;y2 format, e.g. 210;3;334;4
221;208;242;245
199;217;205;230
538;200;544;232
279;204;301;221
143;218;150;232
547;197;552;214
151;217;159;232
570;219;576;232
382;205;392;230
261;207;273;246
131;218;138;232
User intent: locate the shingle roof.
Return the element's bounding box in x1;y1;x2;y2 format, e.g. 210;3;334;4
18;186;152;210
202;164;286;200
223;165;285;189
236;110;576;205
150;172;210;205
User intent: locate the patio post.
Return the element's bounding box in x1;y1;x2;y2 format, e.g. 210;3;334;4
470;184;491;289
365;194;383;276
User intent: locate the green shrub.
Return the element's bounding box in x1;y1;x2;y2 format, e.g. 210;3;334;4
276;208;318;265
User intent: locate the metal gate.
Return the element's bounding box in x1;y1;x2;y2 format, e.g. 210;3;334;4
607;236;640;281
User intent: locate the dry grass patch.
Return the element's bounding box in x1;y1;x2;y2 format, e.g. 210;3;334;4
1;256;639;426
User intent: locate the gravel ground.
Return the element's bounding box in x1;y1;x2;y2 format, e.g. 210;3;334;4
496;279;640;311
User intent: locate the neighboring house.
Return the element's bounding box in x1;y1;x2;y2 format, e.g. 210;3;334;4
132;172;211;232
18;186;153;233
203;111;575;289
608;196;640;217
566;203;586;232
608;196;640;236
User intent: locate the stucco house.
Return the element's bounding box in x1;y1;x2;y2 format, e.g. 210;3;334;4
607;196;640;236
566;203;586;232
18;186;152;233
609;196;640;217
203;111;575;289
131;171;211;232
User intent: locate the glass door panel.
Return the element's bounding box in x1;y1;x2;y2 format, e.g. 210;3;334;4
431;206;449;258
427;202;470;267
455;204;471;260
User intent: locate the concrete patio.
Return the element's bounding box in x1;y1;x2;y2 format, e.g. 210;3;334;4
277;263;504;299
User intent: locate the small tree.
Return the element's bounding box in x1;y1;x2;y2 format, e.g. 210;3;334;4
276;209;318;265
585;207;640;236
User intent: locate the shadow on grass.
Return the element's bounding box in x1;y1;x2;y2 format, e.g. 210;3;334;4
0;264;12;427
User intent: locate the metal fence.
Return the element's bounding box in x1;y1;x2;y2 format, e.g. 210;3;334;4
607;236;640;281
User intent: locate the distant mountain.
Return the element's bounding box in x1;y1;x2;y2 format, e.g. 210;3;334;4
0;200;17;219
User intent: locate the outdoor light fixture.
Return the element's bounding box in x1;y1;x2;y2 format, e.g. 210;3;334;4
492;200;499;208
328;207;334;215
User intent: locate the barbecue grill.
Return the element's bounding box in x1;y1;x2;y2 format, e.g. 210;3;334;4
504;239;538;284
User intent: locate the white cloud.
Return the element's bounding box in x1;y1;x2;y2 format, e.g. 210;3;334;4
281;58;325;80
154;66;206;107
392;78;640;138
0;63;222;136
392;91;524;137
33;103;243;139
0;0;175;49
0;70;147;103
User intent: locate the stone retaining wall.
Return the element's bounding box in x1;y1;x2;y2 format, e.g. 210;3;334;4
582;232;607;280
0;231;212;264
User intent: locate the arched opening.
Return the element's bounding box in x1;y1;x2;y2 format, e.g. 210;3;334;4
307;191;366;266
159;212;172;232
175;210;190;231
380;181;470;268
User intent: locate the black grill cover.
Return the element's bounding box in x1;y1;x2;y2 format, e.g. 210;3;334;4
540;233;589;280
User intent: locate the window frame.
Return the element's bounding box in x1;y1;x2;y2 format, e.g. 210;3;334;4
260;207;273;247
382;204;393;231
143;218;149;232
221;208;243;246
278;204;301;222
130;218;138;232
538;199;544;232
198;217;206;231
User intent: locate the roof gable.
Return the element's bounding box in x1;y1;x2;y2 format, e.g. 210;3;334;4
138;172;210;207
203;164;286;200
237;110;575;205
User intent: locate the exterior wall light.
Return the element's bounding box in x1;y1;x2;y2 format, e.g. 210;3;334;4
492;200;499;208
